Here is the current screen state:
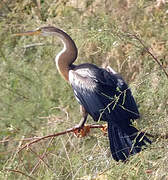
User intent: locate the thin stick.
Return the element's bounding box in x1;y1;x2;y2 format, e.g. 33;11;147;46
17;125;105;153
28;146;51;174
29;137;54;175
130;34;168;78
0;137;43;143
4;169;35;180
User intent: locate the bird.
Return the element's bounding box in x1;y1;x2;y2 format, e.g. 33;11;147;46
15;26;151;161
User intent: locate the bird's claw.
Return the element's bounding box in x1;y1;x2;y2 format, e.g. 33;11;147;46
73;124;91;137
101;124;108;135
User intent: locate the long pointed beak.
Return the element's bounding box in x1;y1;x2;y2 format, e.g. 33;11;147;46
14;29;41;36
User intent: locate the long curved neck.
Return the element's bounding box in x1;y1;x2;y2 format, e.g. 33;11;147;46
54;29;78;82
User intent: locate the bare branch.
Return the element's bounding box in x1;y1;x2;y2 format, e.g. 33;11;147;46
17;124;105;153
4;169;35;180
29;137;54;175
129;34;168;78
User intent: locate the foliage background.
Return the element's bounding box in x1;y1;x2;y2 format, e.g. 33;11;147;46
0;0;168;179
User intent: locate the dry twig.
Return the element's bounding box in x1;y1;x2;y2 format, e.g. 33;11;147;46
5;169;35;180
28;138;53;175
129;34;168;78
17;124;105;153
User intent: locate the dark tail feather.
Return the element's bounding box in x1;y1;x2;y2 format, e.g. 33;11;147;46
107;121;151;161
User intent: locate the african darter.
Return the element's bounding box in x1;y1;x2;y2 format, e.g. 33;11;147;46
15;26;151;161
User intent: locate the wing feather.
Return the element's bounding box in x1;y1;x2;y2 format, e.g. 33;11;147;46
69;67;139;125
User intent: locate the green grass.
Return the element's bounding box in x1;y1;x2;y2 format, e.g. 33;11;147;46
0;0;168;179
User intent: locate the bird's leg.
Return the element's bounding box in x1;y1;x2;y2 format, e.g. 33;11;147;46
73;106;90;137
78;105;88;129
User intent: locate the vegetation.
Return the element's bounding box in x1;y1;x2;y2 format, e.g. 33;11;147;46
0;0;168;179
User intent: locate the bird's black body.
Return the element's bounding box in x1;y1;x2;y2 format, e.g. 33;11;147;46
69;63;151;161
